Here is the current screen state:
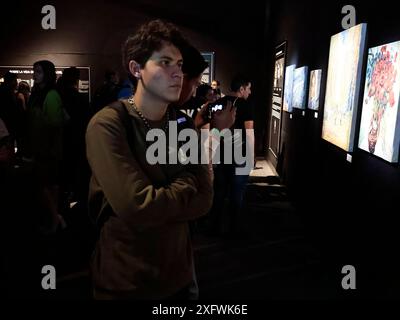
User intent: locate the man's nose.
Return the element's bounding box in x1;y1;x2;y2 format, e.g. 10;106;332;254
172;63;183;75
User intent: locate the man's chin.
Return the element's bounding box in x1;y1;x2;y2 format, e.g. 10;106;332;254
165;95;181;104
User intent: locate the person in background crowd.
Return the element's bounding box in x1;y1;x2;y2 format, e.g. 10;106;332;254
0;117;14;165
208;74;254;237
16;81;31;111
92;70;121;114
0;71;19;150
211;79;224;99
27;60;66;234
118;76;135;99
57;67;91;207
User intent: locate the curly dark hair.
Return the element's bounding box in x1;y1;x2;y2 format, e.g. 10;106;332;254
122;20;188;78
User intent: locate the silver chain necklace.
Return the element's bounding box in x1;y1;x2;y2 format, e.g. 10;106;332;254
128;97;169;132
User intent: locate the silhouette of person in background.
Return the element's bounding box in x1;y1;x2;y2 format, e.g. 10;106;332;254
57;67;91;206
92;70;121;114
118;76;135;99
27;60;66;234
16;81;31;111
0;71;19;150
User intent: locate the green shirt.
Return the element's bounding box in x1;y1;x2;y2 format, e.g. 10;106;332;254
42;89;64;127
29;89;64;160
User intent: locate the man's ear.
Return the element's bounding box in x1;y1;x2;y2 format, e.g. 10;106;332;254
239;86;245;97
128;60;142;79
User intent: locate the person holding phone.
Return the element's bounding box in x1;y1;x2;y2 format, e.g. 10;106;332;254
207;74;254;237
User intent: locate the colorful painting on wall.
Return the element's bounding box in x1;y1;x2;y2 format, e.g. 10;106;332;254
358;41;400;162
293;66;308;110
308;69;322;110
283;65;295;112
322;23;367;152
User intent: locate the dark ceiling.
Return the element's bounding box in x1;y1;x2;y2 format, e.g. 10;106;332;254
1;0;270;51
102;0;270;44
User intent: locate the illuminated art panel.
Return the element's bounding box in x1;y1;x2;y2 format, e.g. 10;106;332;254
358;41;400;162
322;23;367;151
283;65;295;112
293;66;308;110
308;69;322;110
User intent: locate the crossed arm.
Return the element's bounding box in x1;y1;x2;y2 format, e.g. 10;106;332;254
86;114;213;228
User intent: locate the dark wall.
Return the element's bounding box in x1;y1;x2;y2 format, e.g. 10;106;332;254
268;0;400;290
0;0;269;155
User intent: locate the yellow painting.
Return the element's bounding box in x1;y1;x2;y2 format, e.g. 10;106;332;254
322;23;367;151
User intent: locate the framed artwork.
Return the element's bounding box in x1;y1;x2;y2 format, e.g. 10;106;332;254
268;41;286;159
358;41;400;162
293;66;308;110
273;56;285;96
200;52;215;85
308;69;322;110
283;64;295;112
322;23;367;152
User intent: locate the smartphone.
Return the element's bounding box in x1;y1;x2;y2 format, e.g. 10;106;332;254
206;101;223;121
210;102;224;113
207;96;237;120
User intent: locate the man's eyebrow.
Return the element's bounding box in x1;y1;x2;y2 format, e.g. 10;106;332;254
158;55;183;62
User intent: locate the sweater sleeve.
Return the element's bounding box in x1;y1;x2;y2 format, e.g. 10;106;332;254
86;112;209;228
176;162;213;222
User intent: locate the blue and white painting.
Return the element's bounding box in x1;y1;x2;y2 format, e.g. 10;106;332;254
308;69;322;110
293;66;308;110
283;65;295;112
